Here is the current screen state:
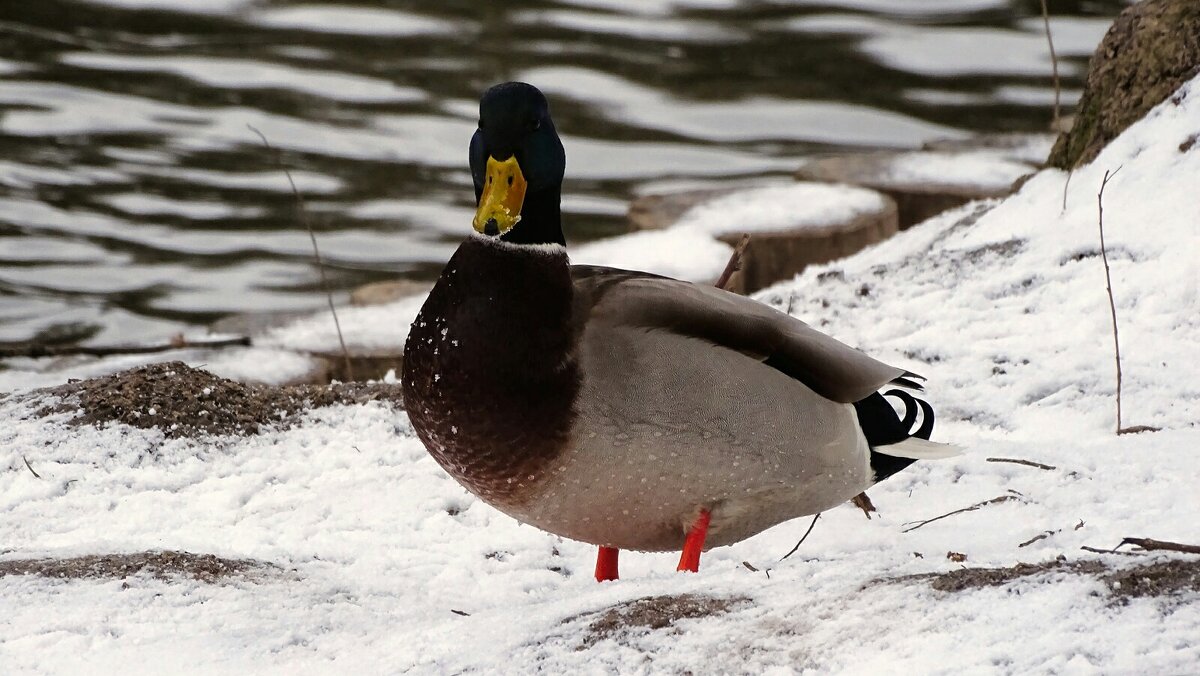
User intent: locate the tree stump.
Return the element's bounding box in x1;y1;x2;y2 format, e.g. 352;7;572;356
794;151;1034;229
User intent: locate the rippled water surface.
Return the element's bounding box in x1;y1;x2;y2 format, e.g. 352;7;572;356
0;0;1126;345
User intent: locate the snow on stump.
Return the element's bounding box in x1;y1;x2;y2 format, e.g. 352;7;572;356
794;151;1035;229
350;279;431;307
671;183;898;293
922;133;1058;167
626;188;739;231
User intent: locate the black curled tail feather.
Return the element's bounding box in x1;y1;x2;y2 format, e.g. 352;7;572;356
853;386;937;483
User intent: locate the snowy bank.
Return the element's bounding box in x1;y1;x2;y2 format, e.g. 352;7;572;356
1;76;1199;674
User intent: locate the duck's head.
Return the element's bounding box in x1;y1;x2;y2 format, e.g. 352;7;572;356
470;82;566;246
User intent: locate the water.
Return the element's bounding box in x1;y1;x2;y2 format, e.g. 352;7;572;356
0;0;1125;347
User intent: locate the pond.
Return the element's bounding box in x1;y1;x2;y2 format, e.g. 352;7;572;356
0;0;1125;346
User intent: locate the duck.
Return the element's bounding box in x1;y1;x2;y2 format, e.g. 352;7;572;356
402;82;959;582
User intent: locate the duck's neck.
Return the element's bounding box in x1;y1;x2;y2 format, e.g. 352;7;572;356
500;187;565;247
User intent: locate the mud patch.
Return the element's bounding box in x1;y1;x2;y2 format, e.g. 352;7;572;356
0;550;277;583
884;558;1200;601
573;593;750;648
37;361;402;438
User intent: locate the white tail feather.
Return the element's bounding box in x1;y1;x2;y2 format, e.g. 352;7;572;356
876;437;962;460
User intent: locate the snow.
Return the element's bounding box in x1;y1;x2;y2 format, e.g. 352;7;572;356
2;74;1199;674
677;183;889;235
257;294;427;355
834;150;1035;191
573;228;734;281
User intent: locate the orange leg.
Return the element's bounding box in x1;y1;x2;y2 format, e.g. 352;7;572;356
595;546;620;582
676;509;712;573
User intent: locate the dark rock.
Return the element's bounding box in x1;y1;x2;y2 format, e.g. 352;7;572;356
1048;0;1200;169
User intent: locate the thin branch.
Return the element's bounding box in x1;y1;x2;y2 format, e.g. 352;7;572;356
901;493;1021;533
249;125;354;381
780;513;821;561
1018;530;1058;548
22;456;42;479
0;335;251;359
1038;0;1061;129
1097;167;1123;433
1117;538;1200;555
986;457;1056;471
715;233;751;291
1118;424;1160;436
1061;170;1072;214
1080;545;1142;556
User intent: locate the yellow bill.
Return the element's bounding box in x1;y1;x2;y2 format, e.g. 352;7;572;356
473;156;528;236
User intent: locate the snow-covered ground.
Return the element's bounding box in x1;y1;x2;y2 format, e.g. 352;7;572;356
1;73;1198;674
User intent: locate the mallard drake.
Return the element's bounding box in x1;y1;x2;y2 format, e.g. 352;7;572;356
402;82;958;581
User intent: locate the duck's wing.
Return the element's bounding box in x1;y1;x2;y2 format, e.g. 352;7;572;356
570;265;908;404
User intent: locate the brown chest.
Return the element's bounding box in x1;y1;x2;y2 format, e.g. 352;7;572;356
401;239;580;507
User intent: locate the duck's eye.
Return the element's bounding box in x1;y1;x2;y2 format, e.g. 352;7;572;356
529;118;541;131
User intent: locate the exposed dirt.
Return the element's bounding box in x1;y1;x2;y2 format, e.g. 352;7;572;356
574;593;750;649
0;550;276;583
38;361;403;438
884;557;1200;601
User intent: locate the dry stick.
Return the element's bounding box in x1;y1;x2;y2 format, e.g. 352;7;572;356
1097;167;1123;433
901;493;1021;534
780;513;821;561
714;233;751;291
986;457;1057;471
0;335;251;359
22;456;41;479
1061;170;1073;215
1080;545;1142;556
249;125;354;381
1018;530;1059;548
1038;0;1061;129
1117;538;1200;555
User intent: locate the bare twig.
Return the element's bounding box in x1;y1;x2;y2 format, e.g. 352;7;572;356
1080;545;1142;556
449;609;471;617
901;492;1021;533
714;233;751;291
986;457;1056;471
1118;424;1160;435
780;513;821;561
1018;530;1059;548
850;492;876;519
1038;0;1061;129
0;335;251;359
1061;170;1072;215
249;125;354;381
1117;538;1200;555
1097;167;1123;433
22;456;41;479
